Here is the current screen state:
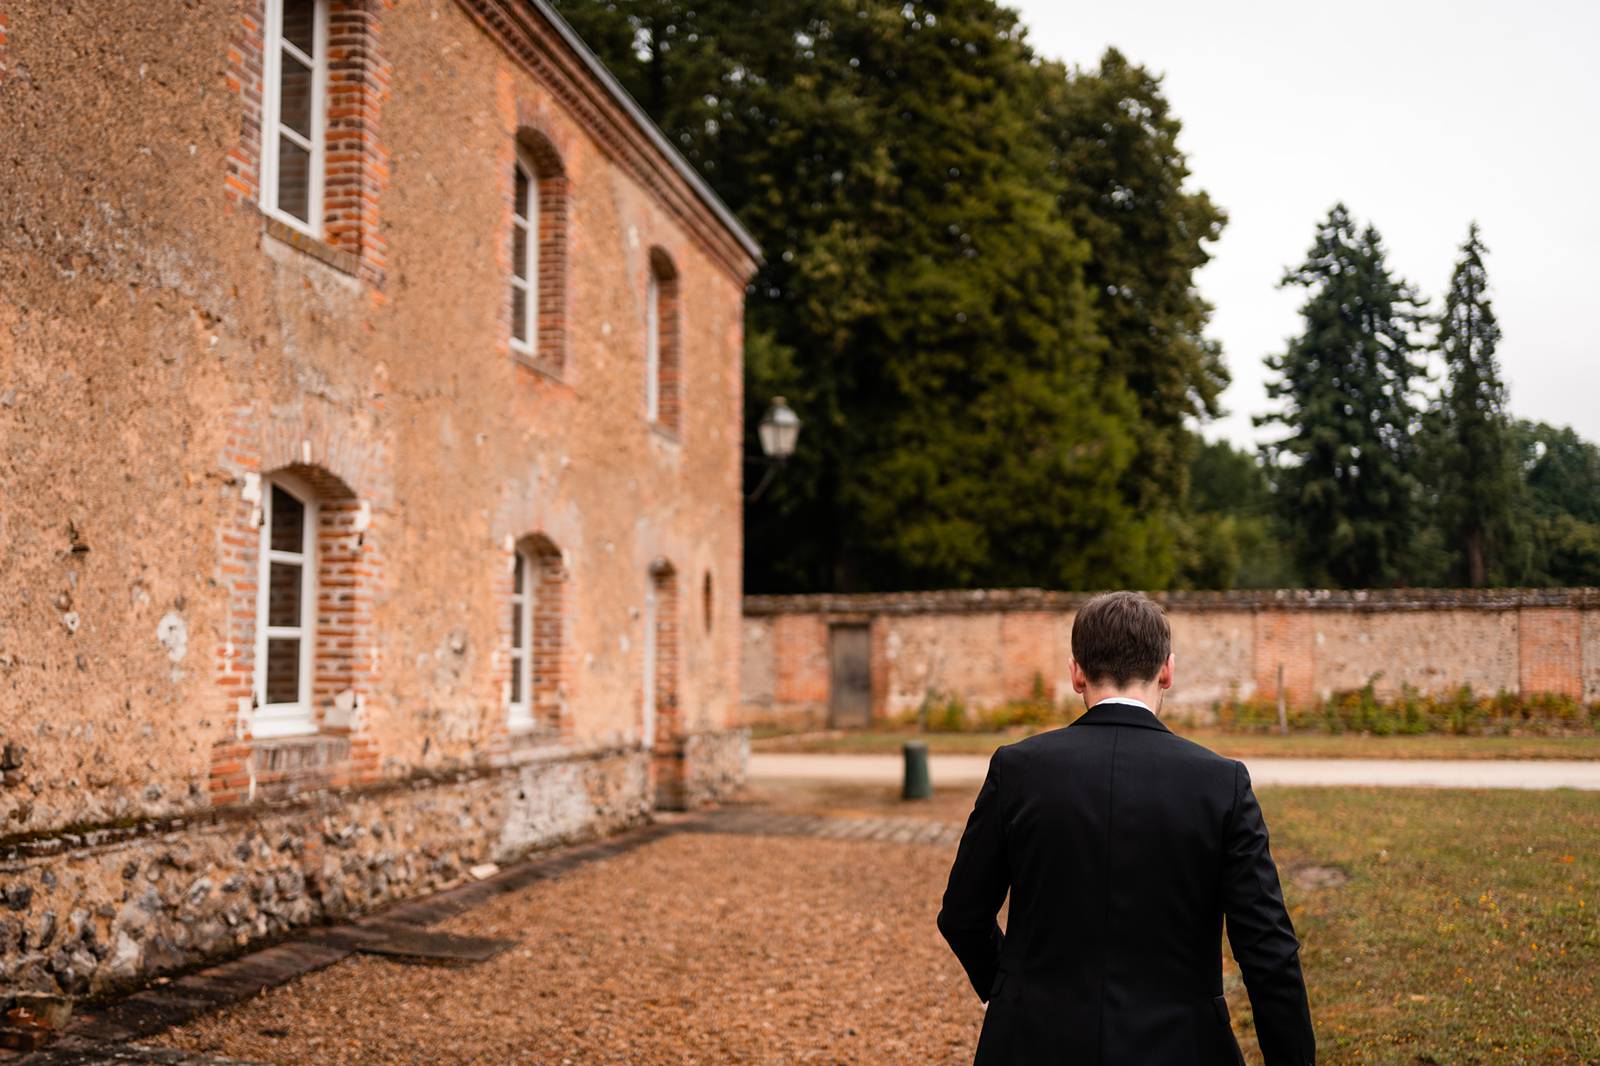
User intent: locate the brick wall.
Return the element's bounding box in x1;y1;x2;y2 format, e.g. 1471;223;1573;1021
741;589;1600;725
0;0;756;997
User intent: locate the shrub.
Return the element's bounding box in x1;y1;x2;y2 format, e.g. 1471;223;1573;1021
1213;684;1600;737
918;690;971;733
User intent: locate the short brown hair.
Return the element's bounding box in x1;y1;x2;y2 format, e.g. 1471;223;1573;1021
1071;591;1171;686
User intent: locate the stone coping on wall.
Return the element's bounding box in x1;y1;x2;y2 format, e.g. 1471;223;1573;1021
743;587;1600;617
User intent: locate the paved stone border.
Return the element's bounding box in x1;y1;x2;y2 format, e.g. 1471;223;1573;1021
14;809;955;1064
686;808;962;847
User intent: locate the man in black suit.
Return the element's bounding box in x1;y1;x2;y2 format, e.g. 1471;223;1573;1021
938;591;1315;1065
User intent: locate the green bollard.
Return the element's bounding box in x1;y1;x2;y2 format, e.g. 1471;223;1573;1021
902;740;932;801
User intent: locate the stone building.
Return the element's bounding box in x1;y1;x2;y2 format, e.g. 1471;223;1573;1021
0;0;756;997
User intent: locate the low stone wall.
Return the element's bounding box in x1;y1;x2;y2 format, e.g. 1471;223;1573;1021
741;588;1600;726
0;745;650;999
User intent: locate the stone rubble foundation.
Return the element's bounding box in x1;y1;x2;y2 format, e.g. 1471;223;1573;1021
0;744;673;1000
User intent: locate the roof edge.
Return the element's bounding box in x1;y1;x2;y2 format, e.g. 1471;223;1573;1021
527;0;763;265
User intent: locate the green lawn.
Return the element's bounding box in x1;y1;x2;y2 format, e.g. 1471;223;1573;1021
749;777;1600;1062
751;726;1600;761
1260;787;1599;1062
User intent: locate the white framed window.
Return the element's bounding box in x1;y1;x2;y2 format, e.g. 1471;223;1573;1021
510;151;539;356
254;477;318;738
641;580;657;749
260;0;328;235
508;551;535;730
644;270;660;421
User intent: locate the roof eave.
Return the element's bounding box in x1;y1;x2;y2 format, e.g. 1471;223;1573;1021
528;0;764;267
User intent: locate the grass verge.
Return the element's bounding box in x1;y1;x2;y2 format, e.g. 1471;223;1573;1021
751;727;1600;761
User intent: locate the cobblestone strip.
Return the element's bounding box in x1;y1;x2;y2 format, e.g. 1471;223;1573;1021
687;807;962;847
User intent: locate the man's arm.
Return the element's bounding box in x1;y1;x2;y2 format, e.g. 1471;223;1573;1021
937;748;1010;1002
1221;761;1316;1065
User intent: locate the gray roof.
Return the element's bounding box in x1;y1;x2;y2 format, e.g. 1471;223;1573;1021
530;0;763;264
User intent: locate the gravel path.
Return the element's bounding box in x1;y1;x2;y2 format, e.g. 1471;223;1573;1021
154;832;984;1065
750;752;1600;790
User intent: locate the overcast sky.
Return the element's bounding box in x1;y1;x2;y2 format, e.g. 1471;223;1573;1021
1007;0;1600;450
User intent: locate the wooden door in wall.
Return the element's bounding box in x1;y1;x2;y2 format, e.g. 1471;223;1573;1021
828;623;872;728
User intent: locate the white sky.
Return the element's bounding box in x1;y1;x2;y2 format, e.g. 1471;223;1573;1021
1007;0;1600;449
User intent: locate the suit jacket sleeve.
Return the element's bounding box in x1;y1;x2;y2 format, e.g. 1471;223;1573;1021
1221;761;1316;1065
937;747;1010;1002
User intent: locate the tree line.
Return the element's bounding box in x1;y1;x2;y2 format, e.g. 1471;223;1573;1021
1190;207;1600;590
553;0;1596;593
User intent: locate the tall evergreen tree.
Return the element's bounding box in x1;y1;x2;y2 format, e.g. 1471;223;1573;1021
1258;205;1427;588
551;0;1219;592
1433;223;1518;586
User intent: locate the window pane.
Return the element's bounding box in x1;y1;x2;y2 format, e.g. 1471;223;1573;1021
509;653;523;704
268;561;304;627
511;594;523;647
511;286;528;343
514;165;530;219
265;637;302;704
278;53;314;138
513;553;525;595
270;485;305;552
512;222;528;281
282;0;316;56
277;136;312;222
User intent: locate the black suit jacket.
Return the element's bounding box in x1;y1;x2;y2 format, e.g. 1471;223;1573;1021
937;701;1315;1065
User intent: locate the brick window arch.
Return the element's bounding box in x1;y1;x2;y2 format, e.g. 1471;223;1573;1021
247;463;374;743
506;534;566;734
509;129;569;374
646;248;681;432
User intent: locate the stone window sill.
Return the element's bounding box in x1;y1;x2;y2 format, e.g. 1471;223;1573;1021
512;349;568;384
260;214;363;279
253;732;350;766
650;423;681;446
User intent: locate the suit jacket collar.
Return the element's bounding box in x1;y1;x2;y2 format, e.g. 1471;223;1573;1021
1071;700;1173;733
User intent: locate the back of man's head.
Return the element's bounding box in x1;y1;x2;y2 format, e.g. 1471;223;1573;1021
1071;591;1171;687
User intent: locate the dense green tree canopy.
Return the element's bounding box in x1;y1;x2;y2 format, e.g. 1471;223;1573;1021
552;0;1224;592
1516;421;1600;526
1176;439;1296;590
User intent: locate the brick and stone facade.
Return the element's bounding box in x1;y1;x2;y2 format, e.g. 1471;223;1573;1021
0;0;754;998
742;588;1600;727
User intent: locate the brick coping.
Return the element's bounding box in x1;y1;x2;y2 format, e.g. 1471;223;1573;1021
744;586;1600;617
13;807;955;1063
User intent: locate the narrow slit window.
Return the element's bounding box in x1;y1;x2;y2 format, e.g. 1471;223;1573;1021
645;270;660;421
255;479;317;738
510;153;539;355
508;551;534;729
641;581;657;748
645;251;680;430
262;0;327;233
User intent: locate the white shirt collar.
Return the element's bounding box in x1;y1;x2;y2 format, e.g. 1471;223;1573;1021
1091;696;1153;713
